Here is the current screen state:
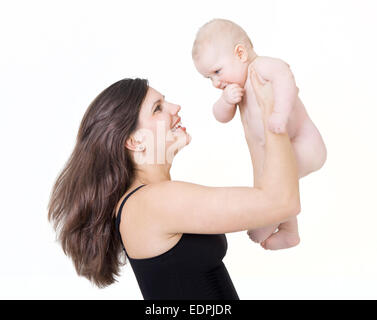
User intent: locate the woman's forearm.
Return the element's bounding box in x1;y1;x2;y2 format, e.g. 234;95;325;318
261;123;300;209
247;139;264;188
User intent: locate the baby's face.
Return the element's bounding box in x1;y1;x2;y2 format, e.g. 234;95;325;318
194;44;249;90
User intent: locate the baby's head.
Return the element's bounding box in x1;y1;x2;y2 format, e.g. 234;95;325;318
192;19;256;89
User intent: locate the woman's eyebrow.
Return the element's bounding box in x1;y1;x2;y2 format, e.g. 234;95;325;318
151;95;165;111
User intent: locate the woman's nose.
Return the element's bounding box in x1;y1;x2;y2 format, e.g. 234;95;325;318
171;103;181;114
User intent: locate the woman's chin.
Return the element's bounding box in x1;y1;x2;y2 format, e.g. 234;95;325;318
175;132;191;155
186;132;192;145
173;129;191;145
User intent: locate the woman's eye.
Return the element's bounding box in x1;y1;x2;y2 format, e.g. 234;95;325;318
154;105;162;113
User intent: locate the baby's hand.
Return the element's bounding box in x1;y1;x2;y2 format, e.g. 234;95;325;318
222;84;245;105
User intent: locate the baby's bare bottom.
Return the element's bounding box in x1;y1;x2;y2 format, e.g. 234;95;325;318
248;123;326;250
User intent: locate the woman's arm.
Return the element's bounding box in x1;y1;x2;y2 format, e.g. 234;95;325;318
247;138;264;188
142;69;300;235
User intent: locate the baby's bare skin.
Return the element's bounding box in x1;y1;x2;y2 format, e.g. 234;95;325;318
240;57;324;153
241;58;326;249
229;57;326;249
193;19;326;249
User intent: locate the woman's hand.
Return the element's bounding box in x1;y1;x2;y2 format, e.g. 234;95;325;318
249;66;274;119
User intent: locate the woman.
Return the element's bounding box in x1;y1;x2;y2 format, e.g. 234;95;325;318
48;68;300;299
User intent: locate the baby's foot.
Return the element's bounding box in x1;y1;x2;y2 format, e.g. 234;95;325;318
260;229;300;250
268;113;287;134
247;225;278;243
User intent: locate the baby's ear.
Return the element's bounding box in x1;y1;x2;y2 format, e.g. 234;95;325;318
234;44;248;62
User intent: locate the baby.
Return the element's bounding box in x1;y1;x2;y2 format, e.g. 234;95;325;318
192;19;327;250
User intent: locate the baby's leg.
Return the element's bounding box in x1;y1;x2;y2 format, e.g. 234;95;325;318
258;125;325;250
261;216;300;250
292;123;327;178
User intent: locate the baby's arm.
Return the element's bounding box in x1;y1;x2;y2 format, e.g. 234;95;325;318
213;84;244;123
213;96;237;123
252;57;299;133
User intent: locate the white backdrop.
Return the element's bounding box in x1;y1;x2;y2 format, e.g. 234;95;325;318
1;0;376;299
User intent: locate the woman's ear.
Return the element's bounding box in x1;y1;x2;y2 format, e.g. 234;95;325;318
234;44;248;62
125;136;144;152
125;136;136;152
124;136;139;151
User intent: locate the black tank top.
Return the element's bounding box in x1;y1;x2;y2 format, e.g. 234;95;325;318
115;185;239;300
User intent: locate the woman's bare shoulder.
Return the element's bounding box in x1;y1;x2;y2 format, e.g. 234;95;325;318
115;181;189;220
116;182;184;259
138;180;202;198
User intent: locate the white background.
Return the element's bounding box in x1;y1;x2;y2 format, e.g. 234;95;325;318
1;0;376;299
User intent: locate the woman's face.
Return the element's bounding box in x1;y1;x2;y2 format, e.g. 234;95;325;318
130;87;191;165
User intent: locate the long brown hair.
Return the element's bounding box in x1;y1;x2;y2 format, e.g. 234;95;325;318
48;78;149;287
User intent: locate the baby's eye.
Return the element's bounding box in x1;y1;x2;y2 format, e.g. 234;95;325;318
214;69;221;74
